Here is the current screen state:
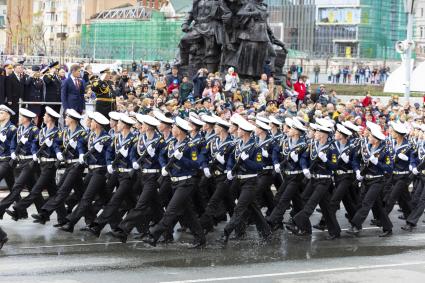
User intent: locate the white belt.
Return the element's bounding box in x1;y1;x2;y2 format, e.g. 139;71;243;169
263;166;273;170
66;159;79;164
40;157;56;162
237;174;257;179
117;168;132;173
18;155;32;160
170;176;192;182
365;174;384;180
0;156;10;160
284;170;302;175
214;170;227;176
142;169;160;173
393;171;410;175
335;170;354;175
88;165;104;170
312;174;331;179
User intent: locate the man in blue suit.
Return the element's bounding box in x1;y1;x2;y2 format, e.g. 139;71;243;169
61;64;85;114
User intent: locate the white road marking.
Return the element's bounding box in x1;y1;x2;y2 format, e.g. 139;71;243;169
159;261;425;283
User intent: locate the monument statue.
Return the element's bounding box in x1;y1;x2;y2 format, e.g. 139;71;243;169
176;0;288;79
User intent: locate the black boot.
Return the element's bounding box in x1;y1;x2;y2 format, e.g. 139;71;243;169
59;223;74;233
143;233;159;247
216;230;230;245
401;223;415;232
111;230;128;243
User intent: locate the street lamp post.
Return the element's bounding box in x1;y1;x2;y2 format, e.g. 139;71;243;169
404;0;416;102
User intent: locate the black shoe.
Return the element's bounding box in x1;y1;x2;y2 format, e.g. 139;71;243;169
59;223;74;233
326;234;340;240
79;225;91;232
5;209;19;221
157;232;174;244
346;226;360;236
216;230;230;245
111;230;128;243
143;234;158;247
87;226;101;238
31;213;48;224
378;230;392;237
401;224;415;232
398;215;406;220
269;222;284;232
53;222;67;228
0;237;8;250
313;223;327;231
188;239;206;249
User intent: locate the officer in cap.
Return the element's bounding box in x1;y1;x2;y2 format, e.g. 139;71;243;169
25;65;45;124
385;122;413;218
43;61;62;113
87;114;138;237
92;68;115;118
0;108;39;219
108;111;121;138
199;117;236;233
218;117;271;244
145;117;206;248
60;112;113;233
0;105;17;194
347;122;393;237
267;117;308;231
110;114;164;243
8;107;64;223
288;123;340;239
32;109;88;224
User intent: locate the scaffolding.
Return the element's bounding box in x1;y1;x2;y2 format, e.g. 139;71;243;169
81;11;183;61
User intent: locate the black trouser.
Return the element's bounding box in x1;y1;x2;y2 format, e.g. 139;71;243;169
0;160;15;192
199;174;235;230
223;177;271;238
256;171;275;213
406;176;425;226
385;175;412;217
0;226;6;239
0;161;37;215
93;172;134;229
150;178;205;242
267;174;304;225
351;178;393;232
159;176;172;209
119;173;162;234
14;162;66;222
293;178;339;236
67;168;107;226
39;164;84;217
331;174;357;221
192;173;208;217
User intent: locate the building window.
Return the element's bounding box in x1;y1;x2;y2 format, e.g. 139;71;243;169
422;8;424;17
421;27;424;38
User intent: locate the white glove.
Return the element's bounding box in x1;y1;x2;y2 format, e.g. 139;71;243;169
45;139;53;148
369;155;378;165
398;153;408;161
107;165;113;174
227;171;234;180
203;167;212;178
132;162;140;170
412;167;419;175
11;152;16;160
94;142;103;153
0;133;6;143
356;170;363;181
32;154;38;162
303;168;311;179
261;148;269;158
274;163;281;173
161;167;168;176
341;153;349;164
290;152;299;162
78;154;85;164
173;150;183;160
147;145;156;158
20;136;28;144
240;151;249;160
56;152;63;161
119;147;128;158
216;153;225;165
69;139;77;149
318;151;328;162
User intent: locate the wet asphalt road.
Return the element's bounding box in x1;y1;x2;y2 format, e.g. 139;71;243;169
1;203;425;282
